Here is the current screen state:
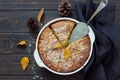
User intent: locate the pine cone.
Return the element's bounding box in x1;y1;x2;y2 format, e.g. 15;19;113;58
27;18;38;30
58;0;72;17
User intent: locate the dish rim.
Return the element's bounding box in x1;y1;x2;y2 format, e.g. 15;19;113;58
34;17;95;75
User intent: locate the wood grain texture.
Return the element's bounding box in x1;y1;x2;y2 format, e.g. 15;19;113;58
0;0;120;80
0;55;84;80
0;0;119;4
0;76;32;80
0;33;36;54
0;10;77;32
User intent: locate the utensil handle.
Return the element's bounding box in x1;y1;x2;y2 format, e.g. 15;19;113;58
34;49;45;67
87;0;108;24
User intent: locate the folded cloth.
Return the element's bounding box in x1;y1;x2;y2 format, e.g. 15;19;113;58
75;0;120;80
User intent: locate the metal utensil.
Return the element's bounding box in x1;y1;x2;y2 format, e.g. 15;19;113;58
69;0;108;43
87;0;108;24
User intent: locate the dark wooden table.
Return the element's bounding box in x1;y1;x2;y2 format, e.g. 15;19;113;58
0;0;120;80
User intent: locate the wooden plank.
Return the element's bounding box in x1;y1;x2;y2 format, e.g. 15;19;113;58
0;0;119;5
0;0;62;4
0;1;120;10
0;0;119;4
0;76;32;80
0;55;84;80
0;54;33;63
0;4;58;11
0;10;77;33
0;55;47;76
0;75;83;80
0;33;36;54
0;63;33;75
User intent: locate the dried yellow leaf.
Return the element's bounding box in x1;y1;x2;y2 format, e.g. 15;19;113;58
38;8;44;23
17;40;27;46
64;47;71;60
21;56;29;71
